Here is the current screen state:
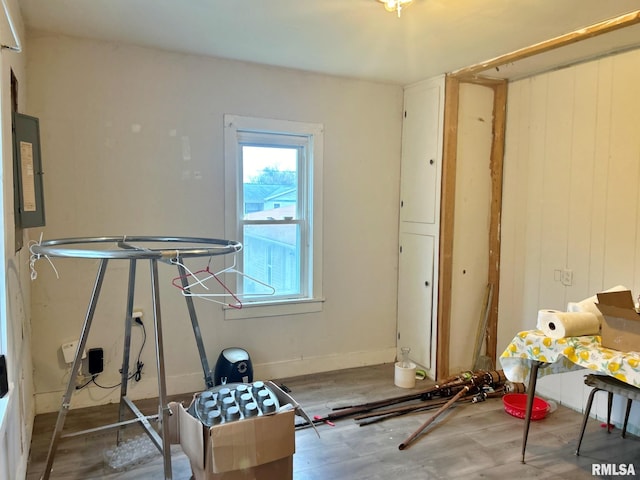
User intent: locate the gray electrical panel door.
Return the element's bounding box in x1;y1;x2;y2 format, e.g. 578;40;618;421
13;112;45;228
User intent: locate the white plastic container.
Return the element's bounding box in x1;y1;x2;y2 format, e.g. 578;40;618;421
394;361;416;388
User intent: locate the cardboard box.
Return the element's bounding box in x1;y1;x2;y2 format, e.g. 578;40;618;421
187;456;293;480
174;381;297;480
596;290;640;352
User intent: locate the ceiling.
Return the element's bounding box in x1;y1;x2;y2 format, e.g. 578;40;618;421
15;0;640;85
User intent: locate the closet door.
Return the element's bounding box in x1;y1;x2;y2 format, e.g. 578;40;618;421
397;76;444;378
400;83;441;225
397;232;434;370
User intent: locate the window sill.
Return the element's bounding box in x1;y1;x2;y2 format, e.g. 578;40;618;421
224;298;325;320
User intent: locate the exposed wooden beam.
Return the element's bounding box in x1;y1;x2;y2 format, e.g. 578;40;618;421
459;77;506;87
436;75;459;380
451;10;640;79
485;80;507;364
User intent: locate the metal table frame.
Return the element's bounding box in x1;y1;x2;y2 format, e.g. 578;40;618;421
32;236;241;480
520;360;549;463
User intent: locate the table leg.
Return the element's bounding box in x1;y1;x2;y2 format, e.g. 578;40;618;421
521;360;542;464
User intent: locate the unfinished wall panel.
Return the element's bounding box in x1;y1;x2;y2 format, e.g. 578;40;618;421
499;47;640;418
448;82;494;373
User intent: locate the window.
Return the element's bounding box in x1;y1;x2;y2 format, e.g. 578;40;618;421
224;115;323;318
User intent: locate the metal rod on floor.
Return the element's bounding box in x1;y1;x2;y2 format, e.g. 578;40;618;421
323;370;505;424
355;388;505;426
355;397;451;420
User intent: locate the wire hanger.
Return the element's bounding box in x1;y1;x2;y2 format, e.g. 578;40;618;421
171;254;243;308
170;253;212;291
171;254;275;307
213;254;276;297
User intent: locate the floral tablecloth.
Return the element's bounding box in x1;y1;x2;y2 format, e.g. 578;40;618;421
499;330;640;387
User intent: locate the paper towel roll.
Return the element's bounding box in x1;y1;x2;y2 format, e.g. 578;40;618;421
579;285;627;304
566;285;629;325
567;300;603;322
536;309;561;330
539;310;600;339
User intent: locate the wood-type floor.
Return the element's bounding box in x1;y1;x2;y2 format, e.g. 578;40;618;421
26;363;640;479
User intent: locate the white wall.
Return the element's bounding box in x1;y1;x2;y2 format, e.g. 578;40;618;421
499;48;640;429
0;1;35;479
25;33;404;413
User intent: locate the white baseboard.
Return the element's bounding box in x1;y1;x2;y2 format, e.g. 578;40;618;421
34;347;397;414
253;347;397;380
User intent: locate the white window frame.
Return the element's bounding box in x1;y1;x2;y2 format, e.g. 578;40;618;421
224;114;324;319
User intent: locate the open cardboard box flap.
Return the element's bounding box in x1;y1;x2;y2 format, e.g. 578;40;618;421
596;290;640;352
176;381;299;475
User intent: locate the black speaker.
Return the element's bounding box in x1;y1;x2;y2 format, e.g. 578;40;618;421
88;348;104;375
0;355;8;398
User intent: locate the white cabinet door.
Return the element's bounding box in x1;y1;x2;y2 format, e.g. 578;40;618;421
400;83;442;225
397;76;443;378
397;232;434;370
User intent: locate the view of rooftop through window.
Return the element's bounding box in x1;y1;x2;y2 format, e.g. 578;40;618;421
241;145;301;298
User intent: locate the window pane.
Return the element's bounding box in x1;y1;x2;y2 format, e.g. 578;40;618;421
243;223;301;297
242;146;298;219
224;114;323;312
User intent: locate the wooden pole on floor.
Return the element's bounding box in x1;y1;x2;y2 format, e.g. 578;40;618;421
398;385;471;450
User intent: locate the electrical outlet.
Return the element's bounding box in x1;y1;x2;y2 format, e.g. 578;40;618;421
561;269;573;286
61;340;86;364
